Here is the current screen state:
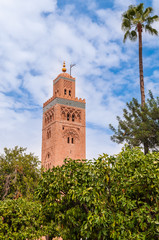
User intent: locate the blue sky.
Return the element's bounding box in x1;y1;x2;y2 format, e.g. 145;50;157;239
0;0;159;159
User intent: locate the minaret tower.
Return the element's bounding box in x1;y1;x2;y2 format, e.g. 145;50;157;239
41;62;86;169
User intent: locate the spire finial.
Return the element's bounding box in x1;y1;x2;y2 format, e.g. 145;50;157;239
62;61;66;72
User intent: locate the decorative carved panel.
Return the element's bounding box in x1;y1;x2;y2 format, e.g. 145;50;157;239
44;107;54;125
63;127;79;140
60;106;81;122
64;80;72;89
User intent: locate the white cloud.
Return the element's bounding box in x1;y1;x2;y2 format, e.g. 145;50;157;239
114;0;137;9
152;0;159;13
96;8;123;40
86;128;122;160
0;0;158;160
0;109;42;158
145;70;159;97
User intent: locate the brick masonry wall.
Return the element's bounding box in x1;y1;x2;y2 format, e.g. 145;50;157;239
41;72;86;168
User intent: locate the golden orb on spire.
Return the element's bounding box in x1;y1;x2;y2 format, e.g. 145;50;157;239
62;61;67;72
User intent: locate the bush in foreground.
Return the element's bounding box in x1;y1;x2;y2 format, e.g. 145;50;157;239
36;146;159;240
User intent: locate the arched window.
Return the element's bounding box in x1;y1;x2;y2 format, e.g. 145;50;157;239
47;129;51;139
67;113;70;121
47;132;49;139
71;138;74;144
64;89;67;95
67;137;70;143
69;90;71;96
72;114;75;122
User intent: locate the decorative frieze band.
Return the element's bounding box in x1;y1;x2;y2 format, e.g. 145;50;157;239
43;97;85;112
54;77;75;84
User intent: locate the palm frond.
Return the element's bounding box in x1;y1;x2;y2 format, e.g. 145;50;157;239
136;3;144;15
146;17;155;24
143;7;153;19
121;19;131;31
151;15;159;21
123;5;136;20
146;15;159;24
123;30;137;43
129;30;137;41
123;30;130;43
145;25;158;35
127;8;136;17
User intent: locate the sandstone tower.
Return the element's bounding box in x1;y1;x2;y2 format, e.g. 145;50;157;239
41;62;86;169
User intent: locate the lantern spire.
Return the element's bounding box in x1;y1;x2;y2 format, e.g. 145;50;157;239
62;61;66;72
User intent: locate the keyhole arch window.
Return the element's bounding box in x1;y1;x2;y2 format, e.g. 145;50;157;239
72;114;75;122
67;113;70;121
67;136;74;144
64;89;67;95
47;129;51;139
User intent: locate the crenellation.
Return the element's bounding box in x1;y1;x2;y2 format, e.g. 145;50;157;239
43;96;86;109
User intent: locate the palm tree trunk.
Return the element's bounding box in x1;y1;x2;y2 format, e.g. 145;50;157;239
137;23;145;107
138;23;147;153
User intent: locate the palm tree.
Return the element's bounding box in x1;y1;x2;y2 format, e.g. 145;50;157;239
122;3;159;107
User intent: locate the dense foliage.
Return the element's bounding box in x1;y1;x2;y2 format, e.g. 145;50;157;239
36;146;159;240
0;198;44;240
109;92;159;154
1;146;158;239
0;147;46;240
0;146;40;200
